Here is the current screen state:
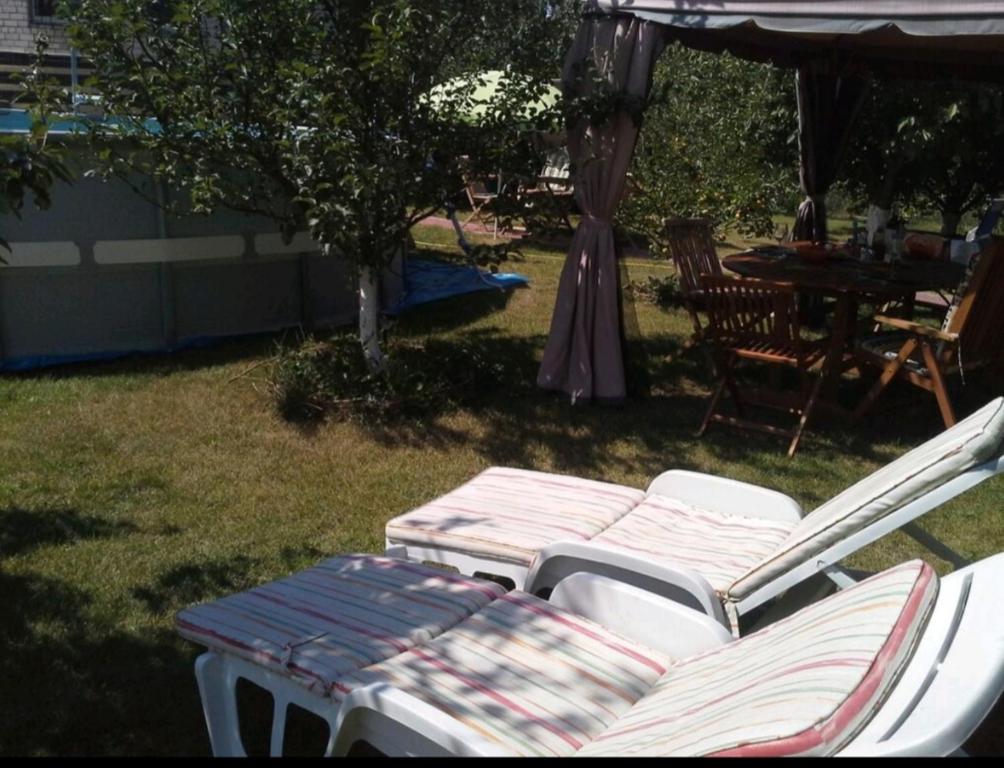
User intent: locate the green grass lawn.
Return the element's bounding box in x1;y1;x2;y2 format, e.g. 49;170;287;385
2;222;1003;755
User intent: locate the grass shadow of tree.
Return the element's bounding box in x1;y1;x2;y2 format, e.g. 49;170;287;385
2;540;337;756
0;507;139;558
132;546;327;616
351;323;1001;512
356;329;719;478
0;570;207;755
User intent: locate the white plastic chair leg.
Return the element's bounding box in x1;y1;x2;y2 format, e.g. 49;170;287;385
194;652;246;756
270;693;289;757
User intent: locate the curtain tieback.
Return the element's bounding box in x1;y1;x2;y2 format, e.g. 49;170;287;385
797;195;825;216
582;213;612;227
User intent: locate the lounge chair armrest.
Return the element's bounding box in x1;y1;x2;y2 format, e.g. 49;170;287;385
550;572;733;658
646;470;804;523
331;683;512;757
525;541;729;630
872;314;960;343
841;553;1004;756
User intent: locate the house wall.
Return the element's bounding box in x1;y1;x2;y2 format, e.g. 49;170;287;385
0;0;72;55
1;0;76;106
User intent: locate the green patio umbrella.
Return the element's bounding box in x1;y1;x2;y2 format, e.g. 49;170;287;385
424;69;561;127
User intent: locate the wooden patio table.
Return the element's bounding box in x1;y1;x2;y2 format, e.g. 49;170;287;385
722;244;964;403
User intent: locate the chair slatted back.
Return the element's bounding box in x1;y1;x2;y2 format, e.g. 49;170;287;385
540;148;570;182
464;178;498;218
701;275;804;359
943;237;1004;368
664;218;722;296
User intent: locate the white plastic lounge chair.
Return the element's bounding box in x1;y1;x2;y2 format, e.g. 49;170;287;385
176;552;1004;756
385;397;1004;632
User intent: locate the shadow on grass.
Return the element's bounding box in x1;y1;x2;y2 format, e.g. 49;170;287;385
1;543;335;756
355;328;692;457
133;555;259;615
346;324;1002;510
354;329;776;472
133;546;327;615
0;507;139;558
0;570;206;756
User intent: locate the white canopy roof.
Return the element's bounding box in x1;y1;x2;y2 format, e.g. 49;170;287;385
590;1;1004;79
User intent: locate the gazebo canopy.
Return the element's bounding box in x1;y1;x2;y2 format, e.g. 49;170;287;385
538;1;1004;404
592;1;1004;81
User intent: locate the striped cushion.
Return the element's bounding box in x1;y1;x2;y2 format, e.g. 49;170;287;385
589;495;797;593
334;591;672;757
580;560;937;756
385;467;645;566
175;555;506;694
729;396;1004;601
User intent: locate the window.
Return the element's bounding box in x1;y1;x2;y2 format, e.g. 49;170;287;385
30;1;65;24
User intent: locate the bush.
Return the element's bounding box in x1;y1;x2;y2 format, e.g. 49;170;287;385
626;274;686;311
270;333;525;422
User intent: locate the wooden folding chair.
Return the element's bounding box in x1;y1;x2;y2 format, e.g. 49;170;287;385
854;237;1004;428
462;177;500;234
663;218;722;350
698;275;829;457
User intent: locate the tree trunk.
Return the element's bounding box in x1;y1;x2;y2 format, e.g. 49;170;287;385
940;210;962;237
866;161;901;245
358;267;386;374
870;173;898;212
866;204;890;247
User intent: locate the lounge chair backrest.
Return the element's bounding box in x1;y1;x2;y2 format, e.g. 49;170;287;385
581;561;938;756
664;218;721;296
727;397;1004;600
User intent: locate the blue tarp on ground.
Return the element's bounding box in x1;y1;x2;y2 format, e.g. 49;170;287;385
385;257;529;316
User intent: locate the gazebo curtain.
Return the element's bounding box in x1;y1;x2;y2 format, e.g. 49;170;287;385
792;61;868;242
537;15;665;403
